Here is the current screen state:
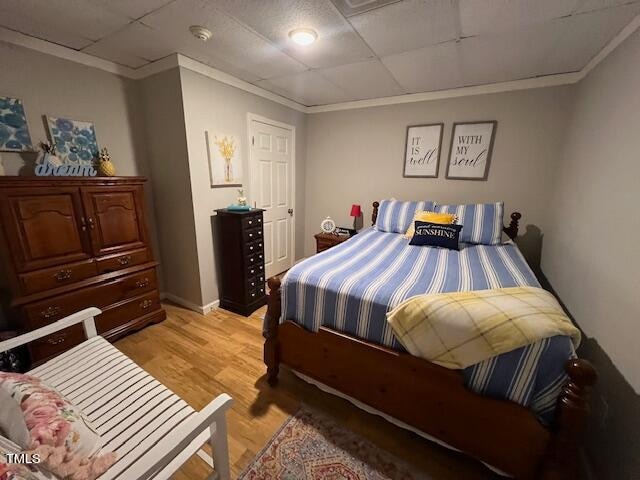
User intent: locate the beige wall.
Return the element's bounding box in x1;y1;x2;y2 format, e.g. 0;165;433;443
178;67;307;307
138;69;201;306
304;87;574;264
542;30;640;393
0;42;147;177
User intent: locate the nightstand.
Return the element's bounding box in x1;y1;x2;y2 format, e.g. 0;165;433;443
314;233;351;253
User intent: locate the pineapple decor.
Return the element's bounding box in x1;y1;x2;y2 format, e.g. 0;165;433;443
97;147;116;176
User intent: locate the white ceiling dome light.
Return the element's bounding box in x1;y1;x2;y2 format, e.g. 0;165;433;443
189;25;212;42
289;28;317;46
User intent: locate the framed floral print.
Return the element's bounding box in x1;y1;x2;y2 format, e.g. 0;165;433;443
46;116;99;164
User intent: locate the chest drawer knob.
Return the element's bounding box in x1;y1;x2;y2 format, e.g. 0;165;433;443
248;232;254;239
139;299;154;310
248;220;253;226
46;332;67;345
117;255;132;266
40;306;61;319
249;245;254;251
135;277;150;288
53;269;72;282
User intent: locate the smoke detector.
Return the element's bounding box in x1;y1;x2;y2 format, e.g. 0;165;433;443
189;25;212;42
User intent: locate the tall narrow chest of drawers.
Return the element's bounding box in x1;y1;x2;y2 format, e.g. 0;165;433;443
0;177;165;366
214;208;266;316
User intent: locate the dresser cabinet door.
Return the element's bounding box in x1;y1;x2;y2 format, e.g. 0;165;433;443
81;186;148;256
0;187;92;272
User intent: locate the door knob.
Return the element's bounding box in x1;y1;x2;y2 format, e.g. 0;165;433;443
288;208;294;216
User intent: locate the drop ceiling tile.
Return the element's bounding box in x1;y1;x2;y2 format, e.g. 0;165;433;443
459;0;580;37
0;0;132;49
211;0;374;69
83;42;151;69
349;0;457;56
574;0;640;14
319;59;404;100
82;22;174;66
93;0;175;20
381;41;464;93
542;3;640;74
457;22;562;86
140;0;308;79
256;70;351;105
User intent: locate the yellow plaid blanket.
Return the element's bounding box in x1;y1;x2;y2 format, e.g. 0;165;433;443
386;286;581;369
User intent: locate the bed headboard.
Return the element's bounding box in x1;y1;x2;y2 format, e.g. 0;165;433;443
370;201;521;240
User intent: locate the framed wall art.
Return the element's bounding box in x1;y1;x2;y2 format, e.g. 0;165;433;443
403;123;443;178
0;96;32;152
206;132;242;187
446;121;497;180
46;116;99;164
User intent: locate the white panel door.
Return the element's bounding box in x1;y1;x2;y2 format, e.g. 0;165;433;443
250;119;293;278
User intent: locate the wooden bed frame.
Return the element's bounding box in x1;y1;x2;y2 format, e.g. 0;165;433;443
263;202;596;479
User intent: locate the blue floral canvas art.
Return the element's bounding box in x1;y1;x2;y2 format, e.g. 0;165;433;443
46;116;99;164
0;96;32;152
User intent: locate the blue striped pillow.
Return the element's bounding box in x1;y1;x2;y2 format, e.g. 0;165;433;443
375;199;435;233
436;202;504;245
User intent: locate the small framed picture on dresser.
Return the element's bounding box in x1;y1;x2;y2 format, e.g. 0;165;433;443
446;121;497;180
403;123;443;178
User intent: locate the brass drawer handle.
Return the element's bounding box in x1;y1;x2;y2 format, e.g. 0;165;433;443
53;269;72;282
135;277;150;288
117;255;132;266
46;333;67;345
40;306;61;319
139;299;153;310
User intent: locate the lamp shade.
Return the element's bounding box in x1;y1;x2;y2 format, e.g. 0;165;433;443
350;204;362;217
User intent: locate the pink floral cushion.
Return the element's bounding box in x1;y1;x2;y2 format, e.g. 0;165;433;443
0;373;116;480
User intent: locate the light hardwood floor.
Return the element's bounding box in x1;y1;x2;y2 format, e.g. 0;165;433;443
115;302;497;479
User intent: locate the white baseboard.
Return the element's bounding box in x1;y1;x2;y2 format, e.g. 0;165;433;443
160;292;219;315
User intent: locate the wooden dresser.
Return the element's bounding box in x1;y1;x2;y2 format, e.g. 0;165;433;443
214;208;266;316
0;177;165;365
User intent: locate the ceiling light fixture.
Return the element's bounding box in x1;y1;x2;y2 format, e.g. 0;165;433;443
189;25;212;42
289;28;317;46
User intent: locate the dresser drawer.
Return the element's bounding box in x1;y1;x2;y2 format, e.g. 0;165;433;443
241;215;262;230
243;227;263;243
23;268;158;328
247;263;264;278
29;324;86;364
96;248;149;274
247;284;265;302
19;260;97;295
244;239;263;256
95;291;160;335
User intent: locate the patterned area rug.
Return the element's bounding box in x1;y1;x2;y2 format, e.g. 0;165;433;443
238;407;426;479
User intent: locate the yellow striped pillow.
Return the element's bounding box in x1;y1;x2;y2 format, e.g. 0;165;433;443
404;211;457;239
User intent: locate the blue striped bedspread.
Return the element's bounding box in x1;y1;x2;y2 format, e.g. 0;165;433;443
280;228;573;424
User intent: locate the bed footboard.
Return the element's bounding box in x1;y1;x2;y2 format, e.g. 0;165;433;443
263;276;596;478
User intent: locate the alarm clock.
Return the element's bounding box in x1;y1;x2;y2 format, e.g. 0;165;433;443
320;216;336;234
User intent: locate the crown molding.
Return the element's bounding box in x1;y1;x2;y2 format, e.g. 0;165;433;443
2;13;639;114
306;72;581;113
174;55;307;113
0;26;137;78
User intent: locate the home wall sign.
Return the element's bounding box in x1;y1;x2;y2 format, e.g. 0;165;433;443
446;121;497;180
403;123;443;178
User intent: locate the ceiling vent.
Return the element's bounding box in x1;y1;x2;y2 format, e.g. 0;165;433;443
330;0;402;17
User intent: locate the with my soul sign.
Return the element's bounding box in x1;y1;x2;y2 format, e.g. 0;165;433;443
447;121;496;180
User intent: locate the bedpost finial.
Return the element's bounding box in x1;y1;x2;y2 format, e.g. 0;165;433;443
267;275;281;293
372;201;380;226
511;212;522;222
503;211;521;240
565;358;597;389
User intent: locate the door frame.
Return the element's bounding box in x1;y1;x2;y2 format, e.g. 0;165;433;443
247;113;296;271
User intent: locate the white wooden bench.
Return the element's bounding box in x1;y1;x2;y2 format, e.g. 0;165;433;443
0;307;233;480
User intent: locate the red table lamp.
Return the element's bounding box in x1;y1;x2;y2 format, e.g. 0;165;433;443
350;204;362;231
